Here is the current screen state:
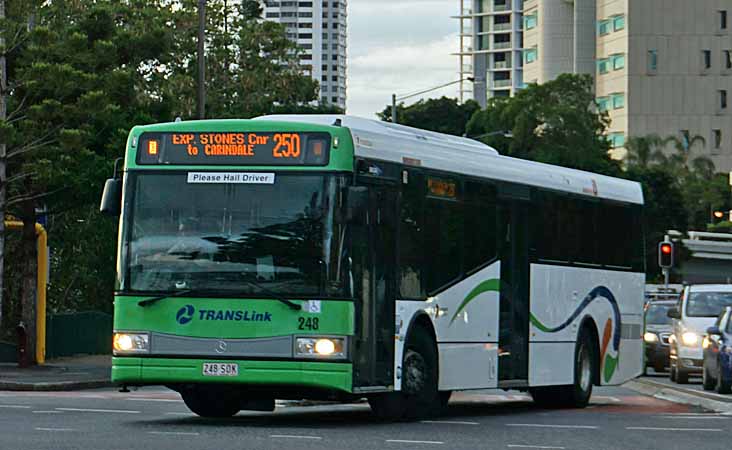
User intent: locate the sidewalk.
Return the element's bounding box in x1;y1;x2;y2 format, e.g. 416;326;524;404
0;354;112;391
626;377;732;414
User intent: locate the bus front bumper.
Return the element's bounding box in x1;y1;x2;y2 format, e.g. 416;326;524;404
112;357;353;393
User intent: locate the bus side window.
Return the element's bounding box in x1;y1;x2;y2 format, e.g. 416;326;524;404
464;181;497;273
398;170;425;299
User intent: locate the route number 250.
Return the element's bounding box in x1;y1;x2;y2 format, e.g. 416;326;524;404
273;133;301;158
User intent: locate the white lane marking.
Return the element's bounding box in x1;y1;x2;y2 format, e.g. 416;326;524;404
506;424;598;429
593;396;621;403
35;428;75;432
507;445;566;449
662;413;722;416
148;431;200;436
56;407;140;414
126;398;182;403
421;420;479;425
33;411;63;414
270;435;323;440
660;416;729;420
627;427;722;432
0;405;31;409
386;440;444;445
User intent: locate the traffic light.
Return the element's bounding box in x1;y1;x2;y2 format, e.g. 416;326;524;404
658;241;674;269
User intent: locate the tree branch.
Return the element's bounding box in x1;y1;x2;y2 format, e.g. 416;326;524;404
6;186;67;208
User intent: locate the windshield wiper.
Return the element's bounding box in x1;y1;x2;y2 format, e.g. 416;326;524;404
241;279;302;311
138;289;193;307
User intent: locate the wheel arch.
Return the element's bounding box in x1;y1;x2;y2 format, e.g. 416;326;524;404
404;312;439;370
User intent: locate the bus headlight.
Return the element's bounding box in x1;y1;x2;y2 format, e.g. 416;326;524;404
644;332;659;343
295;337;345;358
113;332;150;354
681;332;699;346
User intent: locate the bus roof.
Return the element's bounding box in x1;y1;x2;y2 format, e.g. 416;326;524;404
255;114;644;205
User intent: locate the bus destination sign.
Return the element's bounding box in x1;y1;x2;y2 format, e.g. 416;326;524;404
136;132;331;166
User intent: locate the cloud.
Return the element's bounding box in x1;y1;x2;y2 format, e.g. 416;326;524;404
346;0;461;118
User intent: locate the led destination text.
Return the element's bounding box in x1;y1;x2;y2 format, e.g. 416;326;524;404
138;131;328;166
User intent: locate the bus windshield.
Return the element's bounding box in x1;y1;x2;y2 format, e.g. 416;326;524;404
121;172;350;298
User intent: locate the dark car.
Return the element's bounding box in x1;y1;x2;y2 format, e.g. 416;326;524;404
702;306;732;394
643;300;675;374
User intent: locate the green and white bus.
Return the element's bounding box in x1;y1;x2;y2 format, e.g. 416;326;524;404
101;115;645;419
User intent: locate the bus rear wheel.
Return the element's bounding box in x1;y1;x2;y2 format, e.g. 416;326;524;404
181;386;241;418
530;327;595;408
369;328;439;420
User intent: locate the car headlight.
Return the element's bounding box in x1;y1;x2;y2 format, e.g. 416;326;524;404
295;337;346;359
703;336;711;349
113;332;150;354
644;332;659;343
681;332;699;346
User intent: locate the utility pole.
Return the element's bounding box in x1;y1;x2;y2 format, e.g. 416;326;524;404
391;94;397;124
196;0;206;120
0;0;7;333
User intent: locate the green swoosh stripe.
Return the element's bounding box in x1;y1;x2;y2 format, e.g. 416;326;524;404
529;313;551;333
603;354;619;383
449;279;500;325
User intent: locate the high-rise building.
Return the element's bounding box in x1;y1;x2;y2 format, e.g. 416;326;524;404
455;0;525;107
460;0;732;170
262;1;347;110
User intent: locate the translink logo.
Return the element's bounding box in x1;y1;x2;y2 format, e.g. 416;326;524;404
175;305;272;325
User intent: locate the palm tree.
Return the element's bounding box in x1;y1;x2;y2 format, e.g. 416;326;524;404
625;134;666;168
662;134;714;175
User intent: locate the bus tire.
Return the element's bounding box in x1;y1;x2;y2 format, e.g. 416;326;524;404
368;328;439;420
716;371;731;394
676;368;689;384
530;327;595;409
181;387;241;418
529;386;559;407
439;391;452;411
402;329;440;418
703;365;716;391
564;326;595;408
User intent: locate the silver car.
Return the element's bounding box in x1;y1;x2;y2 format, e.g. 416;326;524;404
668;284;732;384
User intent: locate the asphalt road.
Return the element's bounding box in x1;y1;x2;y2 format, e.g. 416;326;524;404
0;385;728;450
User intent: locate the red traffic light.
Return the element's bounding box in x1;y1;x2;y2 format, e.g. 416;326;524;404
658;241;674;269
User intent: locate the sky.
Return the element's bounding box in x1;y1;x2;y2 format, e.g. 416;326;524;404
346;0;461;119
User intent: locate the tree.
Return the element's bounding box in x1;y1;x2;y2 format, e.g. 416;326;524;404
161;0;323;119
659;134;712;176
466;74;622;176
625;134;665;169
377;97;481;137
625;166;688;278
0;0;330;352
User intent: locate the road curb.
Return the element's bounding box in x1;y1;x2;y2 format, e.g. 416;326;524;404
625;379;732;414
0;380;113;392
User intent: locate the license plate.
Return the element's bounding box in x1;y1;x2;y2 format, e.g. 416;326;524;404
202;363;239;377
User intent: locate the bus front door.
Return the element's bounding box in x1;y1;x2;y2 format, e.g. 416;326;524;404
352;184;397;390
498;198;530;385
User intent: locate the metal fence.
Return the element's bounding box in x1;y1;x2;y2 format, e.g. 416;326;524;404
46;311;113;358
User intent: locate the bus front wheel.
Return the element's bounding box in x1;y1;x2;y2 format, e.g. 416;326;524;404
181;386;241;418
369;328;439;420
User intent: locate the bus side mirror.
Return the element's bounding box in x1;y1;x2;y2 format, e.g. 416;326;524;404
707;326;722;336
345;187;368;224
100;178;122;216
667;307;680;319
